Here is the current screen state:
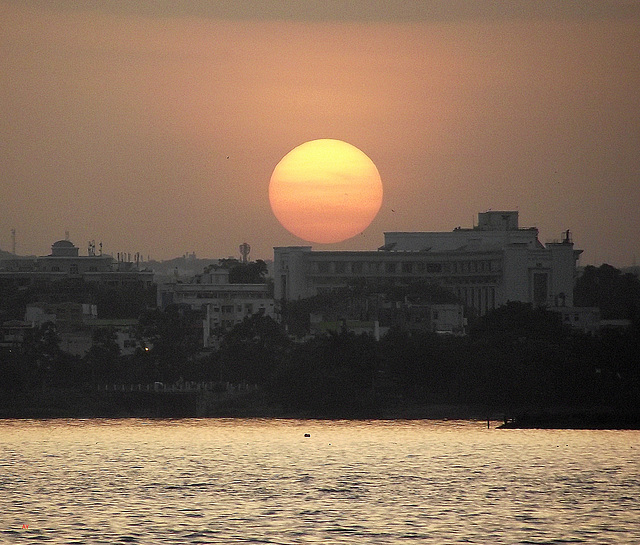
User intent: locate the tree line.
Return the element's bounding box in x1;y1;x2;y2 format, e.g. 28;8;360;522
1;264;638;417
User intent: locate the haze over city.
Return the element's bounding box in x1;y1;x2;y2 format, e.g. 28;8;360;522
1;1;639;266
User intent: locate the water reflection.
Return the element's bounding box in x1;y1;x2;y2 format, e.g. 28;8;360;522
1;419;638;544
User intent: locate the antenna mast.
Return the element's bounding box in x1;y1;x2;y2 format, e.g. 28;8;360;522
11;228;16;254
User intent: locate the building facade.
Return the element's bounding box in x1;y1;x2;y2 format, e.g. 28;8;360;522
274;211;582;315
157;268;275;348
0;240;154;289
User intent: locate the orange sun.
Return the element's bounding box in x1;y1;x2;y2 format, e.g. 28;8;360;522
269;139;383;244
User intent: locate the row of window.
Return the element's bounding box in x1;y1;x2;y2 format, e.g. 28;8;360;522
454;286;497;313
47;266;102;273
310;275;500;286
206;303;272;314
209;319;238;329
185;291;268;299
312;260;497;275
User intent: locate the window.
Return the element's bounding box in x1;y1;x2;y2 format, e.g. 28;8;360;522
352;262;363;274
318;262;330;273
70;264;78;275
386;262;396;274
335;262;345;274
402;262;413;274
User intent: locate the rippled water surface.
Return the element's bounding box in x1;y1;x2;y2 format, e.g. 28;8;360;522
1;419;639;544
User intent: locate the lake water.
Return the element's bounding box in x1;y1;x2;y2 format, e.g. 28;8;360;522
1;419;638;544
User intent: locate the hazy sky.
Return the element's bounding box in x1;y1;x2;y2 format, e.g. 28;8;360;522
2;1;639;265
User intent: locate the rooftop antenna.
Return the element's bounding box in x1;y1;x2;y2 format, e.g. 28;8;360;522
239;242;251;264
65;230;70;241
11;228;16;254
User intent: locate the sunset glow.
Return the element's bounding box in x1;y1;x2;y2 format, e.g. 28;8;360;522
269;139;383;244
1;3;639;264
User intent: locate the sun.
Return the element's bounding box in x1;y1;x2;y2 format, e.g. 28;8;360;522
269;139;383;244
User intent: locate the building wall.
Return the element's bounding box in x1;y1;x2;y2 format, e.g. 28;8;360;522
274;211;581;315
547;242;580;307
157;268;275;348
0;241;153;288
549;306;601;335
400;303;466;334
501;245;531;305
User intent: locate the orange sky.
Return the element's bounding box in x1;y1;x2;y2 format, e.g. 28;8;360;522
1;1;639;265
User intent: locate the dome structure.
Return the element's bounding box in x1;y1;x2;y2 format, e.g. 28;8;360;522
51;240;79;257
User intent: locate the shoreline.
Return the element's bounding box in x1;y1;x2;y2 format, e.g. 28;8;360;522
1;388;638;428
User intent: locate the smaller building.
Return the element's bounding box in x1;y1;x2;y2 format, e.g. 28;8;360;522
157;266;275;348
549;306;601;335
0;320;33;349
0;240;154;289
91;319;145;356
309;315;388;340
22;303;144;356
399;303;467;335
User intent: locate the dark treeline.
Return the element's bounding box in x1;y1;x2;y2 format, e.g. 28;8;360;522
1;264;639;417
2;303;638;417
574;264;640;319
272;305;639;415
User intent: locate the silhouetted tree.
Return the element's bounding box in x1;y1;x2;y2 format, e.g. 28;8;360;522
228;260;269;284
138;305;202;383
575;264;640;320
218;314;289;384
85;327;121;384
469;301;566;341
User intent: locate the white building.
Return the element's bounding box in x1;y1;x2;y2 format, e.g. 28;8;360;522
157;267;275;348
274;211;582;315
22;303;144;356
549;306;601;335
401;303;467;335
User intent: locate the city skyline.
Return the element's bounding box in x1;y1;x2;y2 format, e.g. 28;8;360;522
2;1;639;266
